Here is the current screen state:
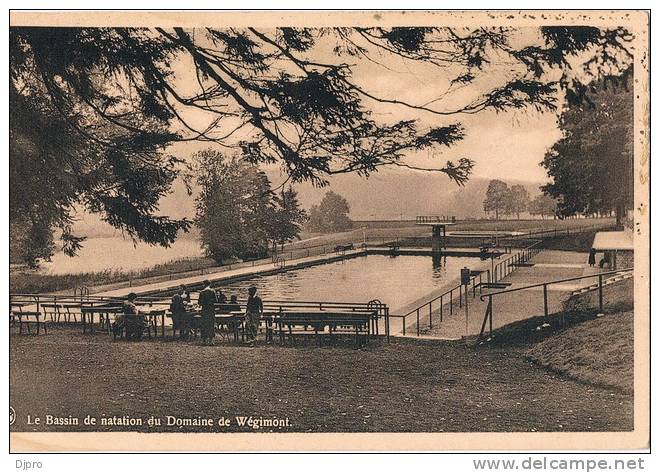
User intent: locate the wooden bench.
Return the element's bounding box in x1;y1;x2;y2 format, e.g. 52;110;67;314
334;244;354;254
273;311;373;348
12;310;48;335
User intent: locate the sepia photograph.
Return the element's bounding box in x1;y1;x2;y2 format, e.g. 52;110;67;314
7;9;650;452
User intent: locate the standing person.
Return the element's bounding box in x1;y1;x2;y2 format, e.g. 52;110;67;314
588;248;597;267
245;286;263;344
198;280;217;345
170;289;189;339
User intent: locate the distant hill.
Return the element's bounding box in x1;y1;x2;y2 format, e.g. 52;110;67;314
289;168;546;220
71;168;547;237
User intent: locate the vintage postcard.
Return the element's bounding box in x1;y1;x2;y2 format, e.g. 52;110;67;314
8;10;650;452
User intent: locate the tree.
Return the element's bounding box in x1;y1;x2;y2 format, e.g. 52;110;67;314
507;184;530;219
271;187;307;250
541;68;634;226
529;194;558;219
306;191;352;233
194;150;274;263
10;46;190;266
483;180;509;220
10;26;633;259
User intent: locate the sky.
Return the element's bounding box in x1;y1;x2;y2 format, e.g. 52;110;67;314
165;27;566;184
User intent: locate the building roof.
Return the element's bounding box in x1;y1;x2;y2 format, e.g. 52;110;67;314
592;231;634;251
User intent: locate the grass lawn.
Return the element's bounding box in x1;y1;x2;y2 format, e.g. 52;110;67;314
10;327;632;434
527;310;633;394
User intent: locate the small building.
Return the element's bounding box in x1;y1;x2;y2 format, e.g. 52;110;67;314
591;231;634;269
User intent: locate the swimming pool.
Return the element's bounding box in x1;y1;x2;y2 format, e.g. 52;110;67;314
193;254;480;313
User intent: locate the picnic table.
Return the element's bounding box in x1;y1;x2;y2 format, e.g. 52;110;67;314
141;308;167;338
166;307;245;343
215;312;245;342
80;304;122;334
40;302;83;323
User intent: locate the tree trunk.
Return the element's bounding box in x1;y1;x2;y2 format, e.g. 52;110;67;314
615;202;625;229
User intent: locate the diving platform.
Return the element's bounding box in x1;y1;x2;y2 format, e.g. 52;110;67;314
415;215;458;251
367;247;503;258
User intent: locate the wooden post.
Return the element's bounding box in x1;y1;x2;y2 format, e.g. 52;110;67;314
429;302;433;330
543;284;549;319
440;295;444;322
464;283;469;337
416;308;420;336
598;274;604;312
450;289;453;315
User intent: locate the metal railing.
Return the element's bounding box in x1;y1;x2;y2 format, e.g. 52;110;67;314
389;269;489;336
389;239;543;336
9;292;392;340
416;215;456;224
490;240;543;283
478;268;634;341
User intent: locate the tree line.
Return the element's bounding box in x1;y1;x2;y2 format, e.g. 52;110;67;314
194;149;352;264
483;180;557;220
541;67;633;226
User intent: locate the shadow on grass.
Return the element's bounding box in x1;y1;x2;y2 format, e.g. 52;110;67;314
475;300;633;349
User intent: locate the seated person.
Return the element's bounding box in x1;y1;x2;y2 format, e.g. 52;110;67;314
118;292;145;341
216;289;227;304
179;284;191;304
227;295;241;312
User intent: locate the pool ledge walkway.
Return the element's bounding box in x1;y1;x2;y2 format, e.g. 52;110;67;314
94;249;367;298
397;250;604;340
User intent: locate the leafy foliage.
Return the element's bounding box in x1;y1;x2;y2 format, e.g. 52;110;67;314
306;191;353;233
529;194;558;219
483;180;509;220
506;185;531;219
10;26;633;264
271;188;308;249
10;28;190;266
194;150;306;263
195;150;273;263
541;67;634;223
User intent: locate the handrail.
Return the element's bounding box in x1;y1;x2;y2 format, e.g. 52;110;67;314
477;267;633;341
391;268;489;336
479;268;634;301
390;238;543;336
490;240;543;283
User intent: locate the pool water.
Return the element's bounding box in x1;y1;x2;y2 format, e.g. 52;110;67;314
192;255;478;313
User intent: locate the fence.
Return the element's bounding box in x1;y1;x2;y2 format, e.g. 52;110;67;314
477;268;634;341
9;292;393;340
389;240;543;336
